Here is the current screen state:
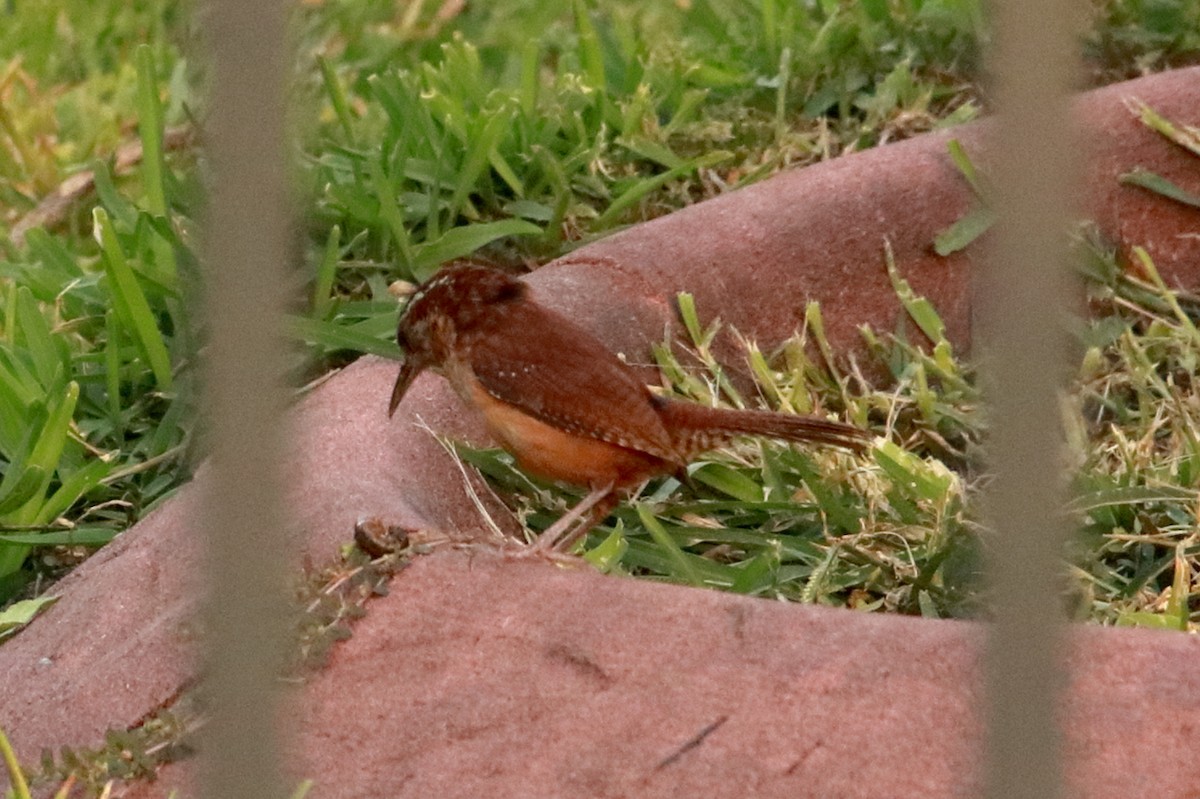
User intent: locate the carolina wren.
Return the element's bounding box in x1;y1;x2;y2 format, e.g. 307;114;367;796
389;264;869;552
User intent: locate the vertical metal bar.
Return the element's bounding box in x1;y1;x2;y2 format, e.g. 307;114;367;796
979;2;1079;798
198;0;290;797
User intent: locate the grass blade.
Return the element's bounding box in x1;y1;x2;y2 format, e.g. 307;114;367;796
13;285;65;391
635;504;704;587
35;458;113;526
594;150;731;229
318;55;356;140
1119;167;1200;209
135;44;167;216
104;309;123;421
23;382;80;501
412;219;542;277
447;110;511;222
367;157;416;277
573;0;607;94
93;208;173;393
0;726;34;799
1128;99;1200;158
0;466;47;516
933;205;996;255
0;527;117;547
287;315;403;360
312;224;341;319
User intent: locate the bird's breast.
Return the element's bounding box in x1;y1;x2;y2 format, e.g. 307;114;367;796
457;373;671;489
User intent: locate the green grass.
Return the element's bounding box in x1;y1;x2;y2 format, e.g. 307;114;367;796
0;0;1197;636
298;0;986;281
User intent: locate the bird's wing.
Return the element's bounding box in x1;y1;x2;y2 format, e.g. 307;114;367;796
465;301;678;461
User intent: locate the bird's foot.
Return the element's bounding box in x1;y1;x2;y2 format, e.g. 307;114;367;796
487;534;589;566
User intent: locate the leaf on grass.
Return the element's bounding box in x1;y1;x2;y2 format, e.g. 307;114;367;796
1114;610;1184;631
730;547;780;595
0;383;82;525
135;45;168;216
933;205;996;255
91;159;140;231
0;595;58;639
488;148;525;197
618;135;686;170
312;224;342;319
93;208;173;393
318;55;356;139
691;462;764;503
1068;483;1199;513
1119;168;1200;209
1127;99;1200;158
36;459;113;526
0;466;47;517
573;0;607;94
886;243;950;345
675;292;704;346
594;150;732;229
0;527;118;547
287;315;403;360
873;440;953;502
1129;246;1200;343
934;139;995;255
635;504;703;587
447;110;513;219
946;138;989;196
13;286;66;392
583;527;628;572
367;154;417;273
411;219;542;280
503;200;554;222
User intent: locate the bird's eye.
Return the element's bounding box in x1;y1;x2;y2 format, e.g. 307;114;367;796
493;280;523;303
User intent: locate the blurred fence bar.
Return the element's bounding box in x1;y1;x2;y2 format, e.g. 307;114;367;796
199;0;291;797
978;1;1079;798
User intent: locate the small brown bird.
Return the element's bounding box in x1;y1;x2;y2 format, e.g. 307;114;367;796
389;264;869;553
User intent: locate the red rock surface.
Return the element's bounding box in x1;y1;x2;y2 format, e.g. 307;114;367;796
286;553;1196;799
1;67;1198;797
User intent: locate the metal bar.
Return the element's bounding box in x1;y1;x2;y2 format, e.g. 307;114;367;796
198;0;291;796
978;2;1080;798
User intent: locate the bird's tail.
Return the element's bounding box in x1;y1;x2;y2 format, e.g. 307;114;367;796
657;400;871;458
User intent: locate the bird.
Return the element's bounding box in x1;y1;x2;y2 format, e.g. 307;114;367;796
388;263;870;553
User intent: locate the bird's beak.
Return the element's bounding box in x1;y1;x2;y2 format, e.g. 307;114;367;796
388;356;424;418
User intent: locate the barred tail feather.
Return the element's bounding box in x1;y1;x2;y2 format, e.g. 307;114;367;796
658;401;870;458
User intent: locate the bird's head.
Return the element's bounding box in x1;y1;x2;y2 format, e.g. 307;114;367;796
388;264;527;416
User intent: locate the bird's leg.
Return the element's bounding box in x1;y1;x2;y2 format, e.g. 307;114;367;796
534;483;618;553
